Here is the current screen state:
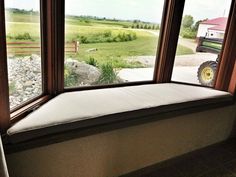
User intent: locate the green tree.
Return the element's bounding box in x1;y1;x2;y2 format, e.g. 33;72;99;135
182;15;194;28
192;20;201;31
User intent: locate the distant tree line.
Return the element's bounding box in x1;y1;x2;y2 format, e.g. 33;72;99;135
6;8;39;15
131;20;160;30
66;15;139;23
8;8;160;31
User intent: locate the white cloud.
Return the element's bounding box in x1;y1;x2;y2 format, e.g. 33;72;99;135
183;0;231;21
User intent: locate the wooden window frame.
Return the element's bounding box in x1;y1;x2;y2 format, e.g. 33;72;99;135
0;0;235;132
0;0;10;132
0;0;54;124
215;0;236;94
155;0;185;83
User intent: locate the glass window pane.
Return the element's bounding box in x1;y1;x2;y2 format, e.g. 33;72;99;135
5;0;42;109
171;0;231;87
64;0;164;88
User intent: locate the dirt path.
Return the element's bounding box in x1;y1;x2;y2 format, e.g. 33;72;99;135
178;38;198;52
126;53;218;68
134;29;198;52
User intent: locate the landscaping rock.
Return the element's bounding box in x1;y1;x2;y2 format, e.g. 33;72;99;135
8;54;42;108
65;59;101;85
8;55;124;108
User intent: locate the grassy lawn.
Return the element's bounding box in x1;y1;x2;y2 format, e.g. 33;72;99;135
176;45;194;55
67;30;158;68
6;12;194;68
66;16;133;28
6;22;40;40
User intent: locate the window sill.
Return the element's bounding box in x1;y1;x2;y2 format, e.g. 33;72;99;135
5;83;234;145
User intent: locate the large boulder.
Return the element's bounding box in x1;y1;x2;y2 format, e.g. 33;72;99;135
65;59;101;86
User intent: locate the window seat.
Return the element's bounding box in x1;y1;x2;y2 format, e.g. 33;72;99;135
7;83;233;143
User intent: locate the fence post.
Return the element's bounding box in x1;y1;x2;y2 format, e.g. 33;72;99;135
76;41;80;53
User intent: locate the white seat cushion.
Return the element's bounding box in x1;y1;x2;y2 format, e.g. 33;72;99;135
7;83;232;143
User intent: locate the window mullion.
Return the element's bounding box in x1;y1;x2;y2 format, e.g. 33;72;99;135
0;0;10;132
41;0;64;96
215;0;236;93
41;0;55;95
155;0;185;83
54;0;65;94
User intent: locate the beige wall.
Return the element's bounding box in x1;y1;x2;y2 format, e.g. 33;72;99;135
6;105;236;177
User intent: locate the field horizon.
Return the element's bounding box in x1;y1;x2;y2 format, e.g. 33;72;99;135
5;8;194;69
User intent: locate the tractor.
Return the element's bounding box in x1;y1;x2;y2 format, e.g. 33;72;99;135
196;37;223;87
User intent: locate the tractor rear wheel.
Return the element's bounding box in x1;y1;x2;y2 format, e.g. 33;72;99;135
197;61;217;87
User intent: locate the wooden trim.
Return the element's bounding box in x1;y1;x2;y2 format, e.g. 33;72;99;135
229;60;236;95
153;0;168;81
215;0;236;93
54;0;65;94
10;94;45;113
10;95;51;124
41;0;49;94
42;0;55;95
155;0;185;83
64;81;155;92
171;81;210;89
0;0;10;132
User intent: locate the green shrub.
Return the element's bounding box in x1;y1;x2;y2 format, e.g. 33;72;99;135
6;34;13;40
97;63;118;84
86;57;98;67
76;31;137;44
15;32;34;41
103;30;112;37
64;66;79;87
180;27;196;39
115;32;137;42
78;35;88;43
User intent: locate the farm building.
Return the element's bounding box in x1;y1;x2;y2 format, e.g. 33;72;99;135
197;17;228;39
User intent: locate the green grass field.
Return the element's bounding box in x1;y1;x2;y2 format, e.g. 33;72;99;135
6;12;194;68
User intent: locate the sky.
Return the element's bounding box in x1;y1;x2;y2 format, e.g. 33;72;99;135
5;0;232;23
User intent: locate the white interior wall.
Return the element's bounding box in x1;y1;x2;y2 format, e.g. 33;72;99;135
6;104;236;177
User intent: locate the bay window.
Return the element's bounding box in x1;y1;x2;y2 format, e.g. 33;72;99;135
0;0;235;132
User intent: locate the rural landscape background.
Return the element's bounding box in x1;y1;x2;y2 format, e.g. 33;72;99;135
6;7;194;65
5;8;194;87
5;0;230;108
